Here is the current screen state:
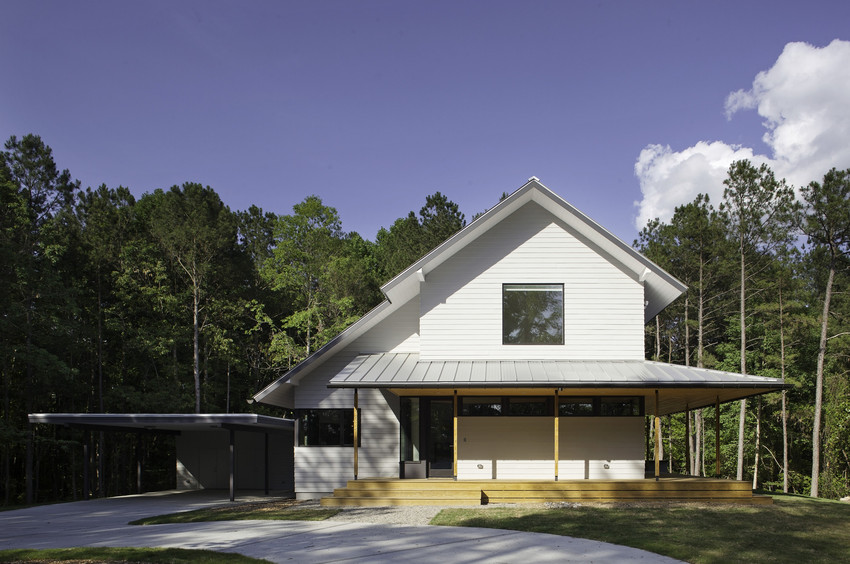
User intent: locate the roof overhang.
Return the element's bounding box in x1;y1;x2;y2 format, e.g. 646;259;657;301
27;413;294;434
327;354;790;415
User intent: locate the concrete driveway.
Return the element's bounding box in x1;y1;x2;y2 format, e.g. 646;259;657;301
0;490;682;563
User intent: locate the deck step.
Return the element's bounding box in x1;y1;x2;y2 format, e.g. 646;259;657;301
321;478;771;507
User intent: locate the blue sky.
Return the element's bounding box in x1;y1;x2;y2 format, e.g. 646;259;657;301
3;1;850;243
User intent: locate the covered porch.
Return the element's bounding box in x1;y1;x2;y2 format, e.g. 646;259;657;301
328;355;788;505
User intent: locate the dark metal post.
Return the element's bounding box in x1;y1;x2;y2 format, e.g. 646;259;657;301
229;429;235;502
264;432;269;496
83;435;90;501
136;434;143;494
25;423;33;505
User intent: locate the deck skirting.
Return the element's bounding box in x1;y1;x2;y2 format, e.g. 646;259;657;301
320;477;772;507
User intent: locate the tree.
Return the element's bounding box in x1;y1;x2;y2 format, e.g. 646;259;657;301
721;160;798;482
800;168;850;497
375;192;466;282
145;183;238;413
668;194;734;475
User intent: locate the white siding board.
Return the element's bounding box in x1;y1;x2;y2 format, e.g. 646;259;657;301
353;297;420;353
420;202;644;361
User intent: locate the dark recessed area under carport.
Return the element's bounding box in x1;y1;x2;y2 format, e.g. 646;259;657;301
27;413;294;504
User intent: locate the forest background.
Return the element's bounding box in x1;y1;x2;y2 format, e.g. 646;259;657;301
2;133;849;505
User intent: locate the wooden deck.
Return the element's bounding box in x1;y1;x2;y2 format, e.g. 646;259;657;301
320;477;772;507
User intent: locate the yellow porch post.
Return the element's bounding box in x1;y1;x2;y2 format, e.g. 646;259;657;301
453;390;458;479
654;389;661;481
685;404;691;476
353;389;359;480
554;389;559;480
715;395;721;477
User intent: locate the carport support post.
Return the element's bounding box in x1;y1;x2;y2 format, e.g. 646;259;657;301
83;433;90;500
654;390;660;481
264;432;269;496
229;428;235;502
25;423;33;505
136;434;143;494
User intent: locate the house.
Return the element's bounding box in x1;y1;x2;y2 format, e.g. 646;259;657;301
253;178;787;501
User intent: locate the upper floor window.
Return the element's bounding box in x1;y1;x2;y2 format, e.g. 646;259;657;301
502;283;564;345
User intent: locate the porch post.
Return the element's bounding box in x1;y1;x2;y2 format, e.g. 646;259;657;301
554;389;559;480
715;395;721;477
654;390;660;481
453;390;458;479
353;389;359;480
685;404;691;476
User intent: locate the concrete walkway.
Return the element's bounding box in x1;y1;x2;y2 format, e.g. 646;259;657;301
0;491;682;563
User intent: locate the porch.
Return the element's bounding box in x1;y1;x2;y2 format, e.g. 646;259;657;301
320;476;772;507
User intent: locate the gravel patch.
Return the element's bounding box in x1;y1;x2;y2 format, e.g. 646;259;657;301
296;500;452;525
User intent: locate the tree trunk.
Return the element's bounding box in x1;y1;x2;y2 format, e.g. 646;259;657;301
695;409;703;477
752;396;761;489
655;316;661;361
737;245;747;481
811;263;834;497
193;280;201;414
779;284;789;493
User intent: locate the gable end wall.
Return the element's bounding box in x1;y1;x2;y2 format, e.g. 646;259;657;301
419;202;645;360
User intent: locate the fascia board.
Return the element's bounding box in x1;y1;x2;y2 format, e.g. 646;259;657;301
529;184;686;321
381;182;537;303
252;299;395;404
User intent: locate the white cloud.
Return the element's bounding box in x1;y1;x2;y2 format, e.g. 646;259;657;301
635;39;850;230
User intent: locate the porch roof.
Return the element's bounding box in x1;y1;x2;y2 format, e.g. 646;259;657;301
328;353;790;413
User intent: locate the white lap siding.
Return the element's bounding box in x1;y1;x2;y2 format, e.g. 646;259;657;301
293;298;417;499
419;201;645;361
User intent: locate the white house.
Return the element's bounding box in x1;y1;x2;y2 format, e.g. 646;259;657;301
253;178;787;501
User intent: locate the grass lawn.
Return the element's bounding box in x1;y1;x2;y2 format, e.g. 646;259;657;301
0;547;270;563
130;499;339;525
430;494;850;564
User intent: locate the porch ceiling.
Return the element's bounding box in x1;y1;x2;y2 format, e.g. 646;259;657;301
329;353;789;415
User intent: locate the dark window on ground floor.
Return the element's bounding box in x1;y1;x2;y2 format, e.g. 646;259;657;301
559;396;644;417
296;409;359;446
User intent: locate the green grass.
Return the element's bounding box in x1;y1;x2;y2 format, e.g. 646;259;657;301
430;494;850;564
130;499;339;525
0;546;270;563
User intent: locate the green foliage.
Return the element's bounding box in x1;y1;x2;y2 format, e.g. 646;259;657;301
0;547;270;563
374;191;466;282
432;495;850;564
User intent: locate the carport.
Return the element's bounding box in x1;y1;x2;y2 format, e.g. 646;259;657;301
27;413;294;503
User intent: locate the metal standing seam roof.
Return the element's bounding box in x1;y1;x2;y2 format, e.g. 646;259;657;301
327;353;789;389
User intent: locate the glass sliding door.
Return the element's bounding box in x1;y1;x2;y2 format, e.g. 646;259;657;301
400;397;453;478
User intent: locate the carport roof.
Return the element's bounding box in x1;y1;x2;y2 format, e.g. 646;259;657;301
27;413;294;434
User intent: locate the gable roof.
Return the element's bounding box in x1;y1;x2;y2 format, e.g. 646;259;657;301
253;178;686;407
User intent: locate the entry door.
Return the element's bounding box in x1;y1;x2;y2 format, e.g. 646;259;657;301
427;398;454;477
